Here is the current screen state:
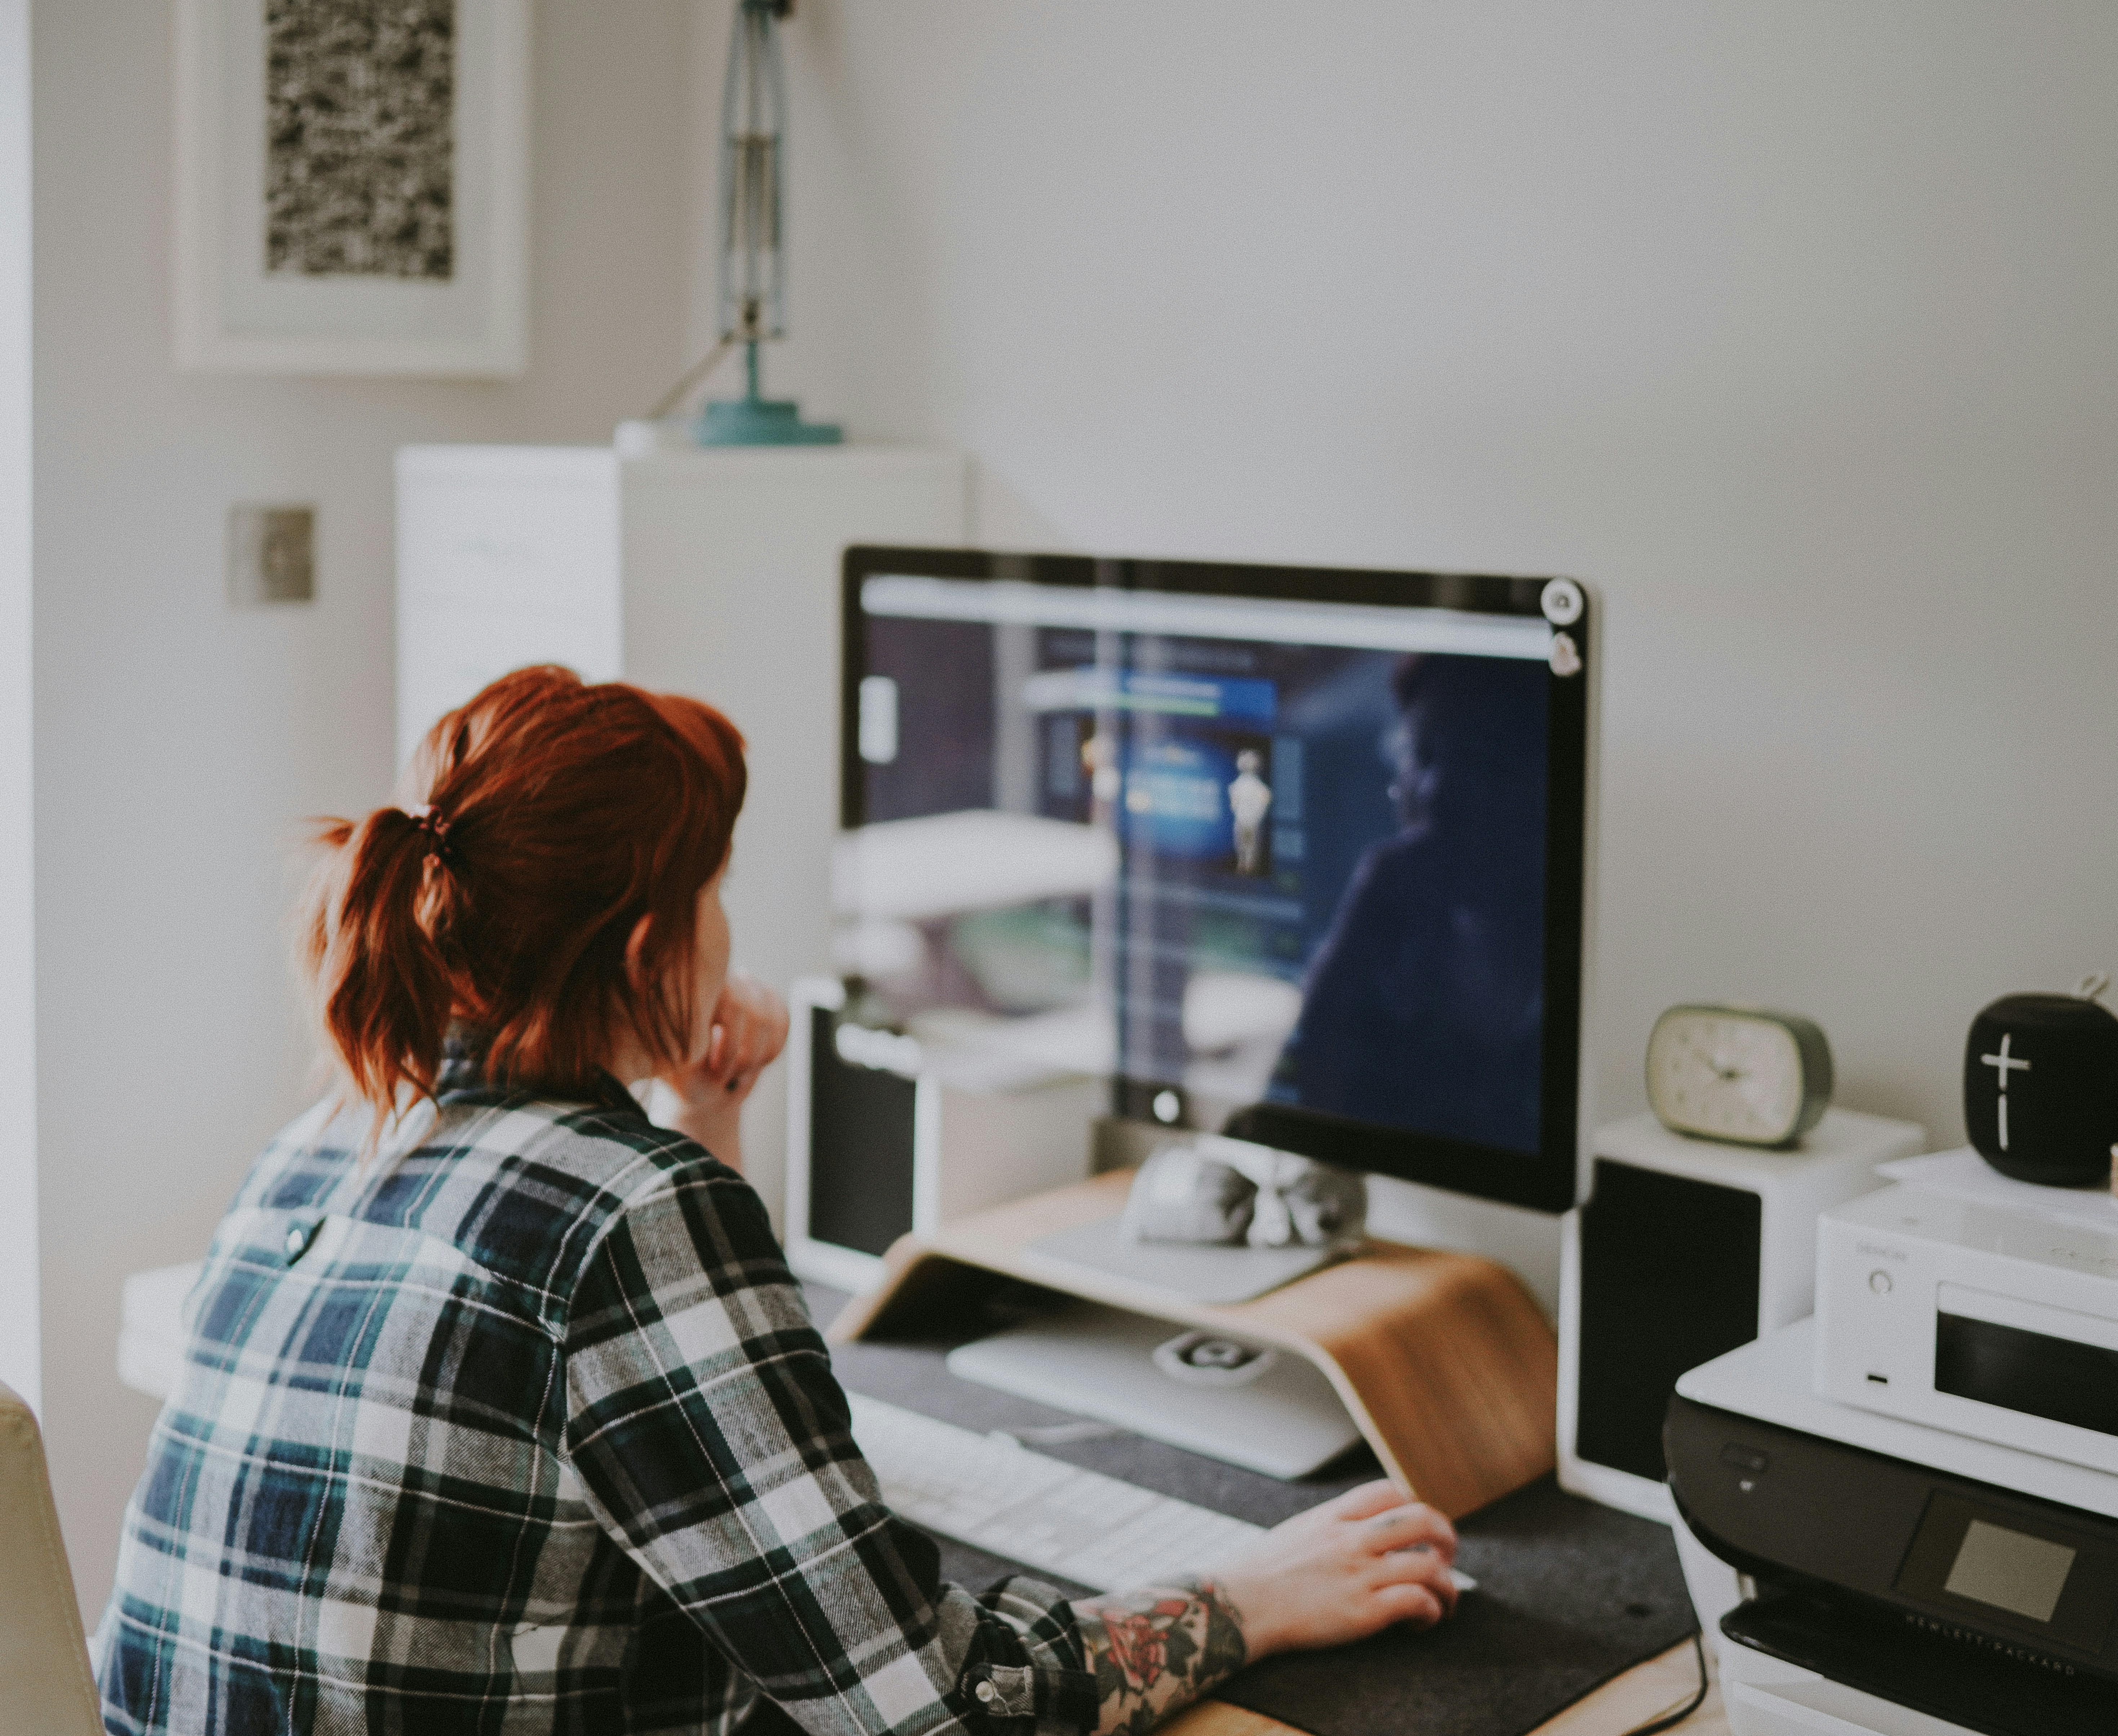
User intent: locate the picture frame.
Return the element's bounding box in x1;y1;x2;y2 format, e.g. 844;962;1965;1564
173;0;530;378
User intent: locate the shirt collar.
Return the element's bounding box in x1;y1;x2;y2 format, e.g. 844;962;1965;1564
435;1024;640;1113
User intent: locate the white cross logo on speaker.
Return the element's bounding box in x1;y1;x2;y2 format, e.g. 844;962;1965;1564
1981;1031;2031;1151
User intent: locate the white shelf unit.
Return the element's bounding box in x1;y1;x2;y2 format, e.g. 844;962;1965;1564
396;443;970;1220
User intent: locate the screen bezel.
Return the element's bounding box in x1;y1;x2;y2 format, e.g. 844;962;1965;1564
840;545;1593;1214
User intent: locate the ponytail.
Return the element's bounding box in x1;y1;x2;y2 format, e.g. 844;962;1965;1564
305;808;460;1123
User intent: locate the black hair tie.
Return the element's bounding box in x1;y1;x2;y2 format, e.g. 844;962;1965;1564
410;805;457;870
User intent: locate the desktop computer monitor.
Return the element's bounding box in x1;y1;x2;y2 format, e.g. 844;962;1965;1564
836;548;1596;1216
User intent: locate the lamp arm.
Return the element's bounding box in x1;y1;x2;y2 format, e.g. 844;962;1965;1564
640;334;741;424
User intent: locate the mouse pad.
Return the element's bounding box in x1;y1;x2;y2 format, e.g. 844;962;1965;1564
816;1284;1698;1736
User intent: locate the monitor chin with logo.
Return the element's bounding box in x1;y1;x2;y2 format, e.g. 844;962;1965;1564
1963;979;2118;1188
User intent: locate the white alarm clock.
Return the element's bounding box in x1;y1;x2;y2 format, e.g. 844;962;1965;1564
1645;1004;1834;1148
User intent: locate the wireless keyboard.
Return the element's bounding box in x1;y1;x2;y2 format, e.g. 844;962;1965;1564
847;1392;1474;1597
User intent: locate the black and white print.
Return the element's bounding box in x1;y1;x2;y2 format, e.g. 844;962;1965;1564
265;0;455;279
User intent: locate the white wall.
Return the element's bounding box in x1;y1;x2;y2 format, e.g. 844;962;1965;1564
34;0;701;1615
744;0;2118;1287
0;0;32;1414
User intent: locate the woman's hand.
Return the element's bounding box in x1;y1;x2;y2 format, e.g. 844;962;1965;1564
1074;1483;1455;1735
1213;1480;1459;1659
658;970;790;1170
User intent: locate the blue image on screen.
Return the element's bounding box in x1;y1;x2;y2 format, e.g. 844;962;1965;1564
1124;737;1234;858
1117;733;1276;864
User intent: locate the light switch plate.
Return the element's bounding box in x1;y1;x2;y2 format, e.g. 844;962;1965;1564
228;504;314;604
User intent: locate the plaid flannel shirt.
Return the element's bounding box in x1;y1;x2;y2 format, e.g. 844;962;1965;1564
95;1043;1099;1734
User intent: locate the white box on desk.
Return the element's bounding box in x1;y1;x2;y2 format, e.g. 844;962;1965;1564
395;445;969;1227
1818;1152;2118;1474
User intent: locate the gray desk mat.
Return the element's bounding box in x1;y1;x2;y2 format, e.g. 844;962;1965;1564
810;1285;1698;1736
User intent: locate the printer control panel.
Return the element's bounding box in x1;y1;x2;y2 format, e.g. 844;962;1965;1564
1894;1488;2118;1656
1668;1395;2118;1683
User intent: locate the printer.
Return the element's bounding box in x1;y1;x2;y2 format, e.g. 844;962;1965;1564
1668;1153;2118;1736
1670;1320;2118;1735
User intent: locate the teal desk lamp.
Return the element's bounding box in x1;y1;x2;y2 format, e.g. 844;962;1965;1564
694;0;839;446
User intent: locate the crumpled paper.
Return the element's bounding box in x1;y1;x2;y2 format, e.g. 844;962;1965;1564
1121;1133;1367;1249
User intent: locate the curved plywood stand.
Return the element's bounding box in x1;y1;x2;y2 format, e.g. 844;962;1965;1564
827;1170;1558;1519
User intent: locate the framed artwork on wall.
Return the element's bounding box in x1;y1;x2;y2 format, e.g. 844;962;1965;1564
174;0;530;378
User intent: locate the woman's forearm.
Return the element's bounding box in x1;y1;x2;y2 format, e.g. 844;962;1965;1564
1074;1578;1248;1736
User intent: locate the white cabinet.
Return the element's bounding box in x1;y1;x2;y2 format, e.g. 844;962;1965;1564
396;443;969;1220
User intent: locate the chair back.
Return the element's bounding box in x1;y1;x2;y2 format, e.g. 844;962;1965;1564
0;1380;102;1736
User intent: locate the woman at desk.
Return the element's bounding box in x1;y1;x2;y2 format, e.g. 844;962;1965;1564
95;667;1459;1736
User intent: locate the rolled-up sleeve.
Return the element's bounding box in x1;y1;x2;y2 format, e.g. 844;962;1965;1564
562;1157;1098;1735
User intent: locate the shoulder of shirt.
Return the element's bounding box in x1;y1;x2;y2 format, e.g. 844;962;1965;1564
234;1082;758;1325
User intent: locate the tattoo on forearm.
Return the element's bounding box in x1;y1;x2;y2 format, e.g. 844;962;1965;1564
1078;1576;1248;1736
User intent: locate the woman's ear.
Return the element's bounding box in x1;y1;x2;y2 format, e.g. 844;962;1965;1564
604;913;666;1085
623;911;658;1001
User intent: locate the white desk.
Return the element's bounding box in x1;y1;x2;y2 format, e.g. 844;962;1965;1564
116;1261;196;1401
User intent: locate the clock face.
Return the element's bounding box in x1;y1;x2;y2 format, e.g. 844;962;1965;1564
1646;1009;1811;1146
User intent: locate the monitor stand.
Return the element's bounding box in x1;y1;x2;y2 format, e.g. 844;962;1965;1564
827;1169;1559;1519
946;1298;1364;1478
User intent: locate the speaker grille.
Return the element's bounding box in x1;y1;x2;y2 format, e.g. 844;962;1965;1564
807;1008;917;1258
1576;1157;1761;1483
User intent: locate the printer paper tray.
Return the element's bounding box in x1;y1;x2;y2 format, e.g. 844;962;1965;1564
1724;1587;2118;1736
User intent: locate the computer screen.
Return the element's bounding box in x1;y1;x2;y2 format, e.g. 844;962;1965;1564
837;550;1593;1213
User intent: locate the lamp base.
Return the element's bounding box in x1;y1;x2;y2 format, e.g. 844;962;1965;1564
694;395;843;447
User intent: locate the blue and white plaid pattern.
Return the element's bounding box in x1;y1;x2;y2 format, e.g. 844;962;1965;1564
95;1042;1097;1734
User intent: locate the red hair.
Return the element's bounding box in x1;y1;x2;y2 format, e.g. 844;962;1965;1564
302;665;747;1120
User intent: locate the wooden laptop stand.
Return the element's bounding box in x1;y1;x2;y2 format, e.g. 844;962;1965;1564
827;1169;1559;1519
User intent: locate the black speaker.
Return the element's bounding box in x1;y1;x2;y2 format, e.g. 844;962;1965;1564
783;978;1100;1291
1559;1108;1923;1519
1964;990;2118;1187
1574;1160;1761;1488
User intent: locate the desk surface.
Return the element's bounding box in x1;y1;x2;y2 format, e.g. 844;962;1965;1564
1176;1640;1728;1736
820;1271;1701;1736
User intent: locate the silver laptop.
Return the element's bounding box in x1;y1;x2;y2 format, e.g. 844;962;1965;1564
945;1300;1365;1480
